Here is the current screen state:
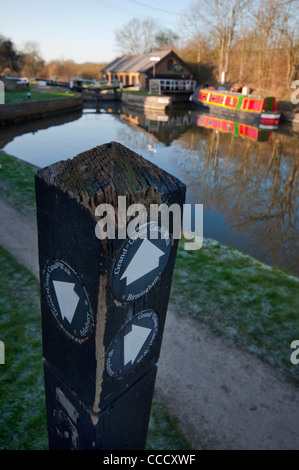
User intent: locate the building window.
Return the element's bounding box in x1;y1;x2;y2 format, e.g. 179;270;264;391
167;59;173;71
126;75;129;85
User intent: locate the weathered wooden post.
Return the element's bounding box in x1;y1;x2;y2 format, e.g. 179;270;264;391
35;141;185;450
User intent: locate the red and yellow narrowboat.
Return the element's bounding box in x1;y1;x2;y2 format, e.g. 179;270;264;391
190;87;280;127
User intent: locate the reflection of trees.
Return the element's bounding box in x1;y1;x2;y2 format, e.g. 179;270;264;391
251;157;298;236
172;126;299;274
208;130;220;180
104;110;299;272
0;110;83;148
3;101;296;274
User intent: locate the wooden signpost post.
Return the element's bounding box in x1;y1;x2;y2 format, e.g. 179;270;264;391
35;141;185;450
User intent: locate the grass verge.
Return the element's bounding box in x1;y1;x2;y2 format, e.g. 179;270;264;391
171;238;299;384
0;246;190;450
0;150;37;217
0;246;47;449
146;394;192;450
4;88;78;105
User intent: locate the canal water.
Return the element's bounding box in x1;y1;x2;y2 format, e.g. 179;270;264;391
1;101;298;275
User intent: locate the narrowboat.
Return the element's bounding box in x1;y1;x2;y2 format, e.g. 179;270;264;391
190;87;280;127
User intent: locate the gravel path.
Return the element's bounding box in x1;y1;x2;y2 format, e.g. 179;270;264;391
1;198;299;450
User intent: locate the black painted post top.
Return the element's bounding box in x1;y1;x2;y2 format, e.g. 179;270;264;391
36;142;186;444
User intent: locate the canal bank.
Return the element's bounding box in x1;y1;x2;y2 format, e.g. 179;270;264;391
0;94;83;125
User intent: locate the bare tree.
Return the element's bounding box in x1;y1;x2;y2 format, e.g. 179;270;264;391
42;59;77;81
249;0;299;88
285;31;299;82
182;0;251;81
114;18;161;55
21;41;44;78
278;0;299;83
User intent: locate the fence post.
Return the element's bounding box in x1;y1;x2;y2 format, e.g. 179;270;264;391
35;141;186;450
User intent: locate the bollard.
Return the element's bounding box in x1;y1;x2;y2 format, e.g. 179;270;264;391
35;141;186;450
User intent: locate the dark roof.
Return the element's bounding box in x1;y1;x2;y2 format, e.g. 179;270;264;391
102;50;174;73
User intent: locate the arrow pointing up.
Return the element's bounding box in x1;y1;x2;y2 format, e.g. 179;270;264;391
52;280;80;323
121;239;165;286
124;324;152;365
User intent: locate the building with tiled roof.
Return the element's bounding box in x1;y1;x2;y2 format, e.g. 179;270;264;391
102;50;194;91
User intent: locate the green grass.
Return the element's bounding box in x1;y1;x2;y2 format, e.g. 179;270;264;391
0;246;190;450
0;150;37;217
0;246;47;449
146;394;192;450
4;88;77;104
171;238;299;383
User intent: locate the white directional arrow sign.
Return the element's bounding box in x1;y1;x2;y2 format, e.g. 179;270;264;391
52;280;80;323
124;324;152;365
120;239;165;286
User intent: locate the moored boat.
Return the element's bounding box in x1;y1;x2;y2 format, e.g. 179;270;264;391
190;87;280;127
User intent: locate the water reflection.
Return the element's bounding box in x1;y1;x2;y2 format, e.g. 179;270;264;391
0;109;83;149
119;103;193;146
1;102;298;275
170;120;299;274
195;112;276;142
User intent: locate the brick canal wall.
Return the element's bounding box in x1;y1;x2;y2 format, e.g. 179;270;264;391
0;95;83;126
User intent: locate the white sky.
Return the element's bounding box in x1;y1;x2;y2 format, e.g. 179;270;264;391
0;0;195;63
